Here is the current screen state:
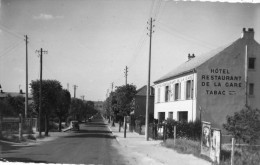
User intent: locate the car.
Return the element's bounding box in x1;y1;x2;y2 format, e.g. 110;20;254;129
70;120;80;131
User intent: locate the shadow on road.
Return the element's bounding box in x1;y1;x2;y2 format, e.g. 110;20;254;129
0;142;32;153
2;157;48;163
64;129;115;139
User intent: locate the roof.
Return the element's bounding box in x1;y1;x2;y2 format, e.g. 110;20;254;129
136;85;154;96
154;40;236;84
0;92;32;99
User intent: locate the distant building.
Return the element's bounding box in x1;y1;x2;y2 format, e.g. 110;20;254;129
94;101;104;112
153;28;260;130
131;85;154;121
0;89;32;100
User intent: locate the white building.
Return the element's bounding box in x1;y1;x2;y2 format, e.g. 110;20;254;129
153;28;260;129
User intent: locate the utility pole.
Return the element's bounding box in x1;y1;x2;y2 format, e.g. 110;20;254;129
67;83;69;91
73;85;78;98
245;45;248;107
25;35;28;118
124;66;128;85
145;17;155;141
36;48;48;137
111;82;114;92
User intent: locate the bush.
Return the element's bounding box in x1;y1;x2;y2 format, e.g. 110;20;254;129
223;107;260;144
165;119;201;140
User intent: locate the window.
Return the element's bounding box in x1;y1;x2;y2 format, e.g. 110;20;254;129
178;111;188;122
157;88;160;103
248;58;256;69
186;80;194;99
249;83;254;96
158;112;165;123
168;112;173;119
175;83;181;100
165;86;169;102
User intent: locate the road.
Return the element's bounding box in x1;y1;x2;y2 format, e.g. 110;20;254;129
0;118;138;164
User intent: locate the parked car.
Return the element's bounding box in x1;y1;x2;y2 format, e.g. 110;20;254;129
70;120;80;131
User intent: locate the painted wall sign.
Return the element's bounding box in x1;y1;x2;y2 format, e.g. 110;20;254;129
201;68;243;96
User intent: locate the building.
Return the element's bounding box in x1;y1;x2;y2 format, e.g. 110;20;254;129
131;85;154;120
153;28;260;130
94;101;104;112
0;89;32;100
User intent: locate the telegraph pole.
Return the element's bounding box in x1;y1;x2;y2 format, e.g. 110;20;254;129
73;85;78;98
124;66;128;85
245;45;248;107
25;35;28;118
145;17;155;141
81;95;85;101
111;82;114;92
36;48;48;137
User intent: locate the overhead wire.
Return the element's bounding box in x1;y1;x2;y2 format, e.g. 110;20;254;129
0;40;24;58
157;22;216;50
0;23;24;40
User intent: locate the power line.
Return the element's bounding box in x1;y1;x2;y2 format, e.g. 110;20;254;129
0;24;23;40
157;23;216;49
0;40;24;58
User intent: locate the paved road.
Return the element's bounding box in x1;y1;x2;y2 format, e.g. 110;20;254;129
0;118;137;164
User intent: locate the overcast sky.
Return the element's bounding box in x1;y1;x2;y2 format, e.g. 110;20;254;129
0;0;260;101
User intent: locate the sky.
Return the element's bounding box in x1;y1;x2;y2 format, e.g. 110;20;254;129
0;0;260;101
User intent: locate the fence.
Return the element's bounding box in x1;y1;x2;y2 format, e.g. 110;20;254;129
145;121;260;165
0;115;37;141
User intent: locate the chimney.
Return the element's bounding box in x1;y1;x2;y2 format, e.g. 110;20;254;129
20;89;23;94
241;28;254;39
188;53;195;60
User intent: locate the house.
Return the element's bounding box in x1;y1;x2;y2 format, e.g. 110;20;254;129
131;85;154;121
0;89;32;100
94;101;104;112
153;28;260;130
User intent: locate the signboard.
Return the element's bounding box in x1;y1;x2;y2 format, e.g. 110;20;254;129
201;121;222;164
200;68;243;96
210;129;221;164
201;121;211;157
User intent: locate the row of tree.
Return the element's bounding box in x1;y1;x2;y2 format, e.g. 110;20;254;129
103;84;137;123
0;79;98;136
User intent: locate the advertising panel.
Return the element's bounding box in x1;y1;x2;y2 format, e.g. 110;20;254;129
201;121;211;157
210;129;221;164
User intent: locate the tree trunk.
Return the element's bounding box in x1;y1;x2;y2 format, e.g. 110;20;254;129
45;113;49;136
0;114;2;138
59;117;62;132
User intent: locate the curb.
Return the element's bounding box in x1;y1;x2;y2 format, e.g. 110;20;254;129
107;124;120;143
103;118;120;143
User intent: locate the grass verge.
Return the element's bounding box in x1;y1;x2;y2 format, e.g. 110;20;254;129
162;138;260;165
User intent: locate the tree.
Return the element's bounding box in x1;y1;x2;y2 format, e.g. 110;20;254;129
223;107;260;144
114;84;137;117
70;98;83;121
31;79;62;136
56;89;71;132
6;95;25;117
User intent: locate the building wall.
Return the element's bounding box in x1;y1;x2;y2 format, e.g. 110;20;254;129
247;39;260;109
196;37;260;129
134;95;154;117
154;73;197;122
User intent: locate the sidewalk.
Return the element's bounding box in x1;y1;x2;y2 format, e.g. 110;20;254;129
108;121;211;165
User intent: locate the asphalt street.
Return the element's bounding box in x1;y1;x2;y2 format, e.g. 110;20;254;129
0;118;136;164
